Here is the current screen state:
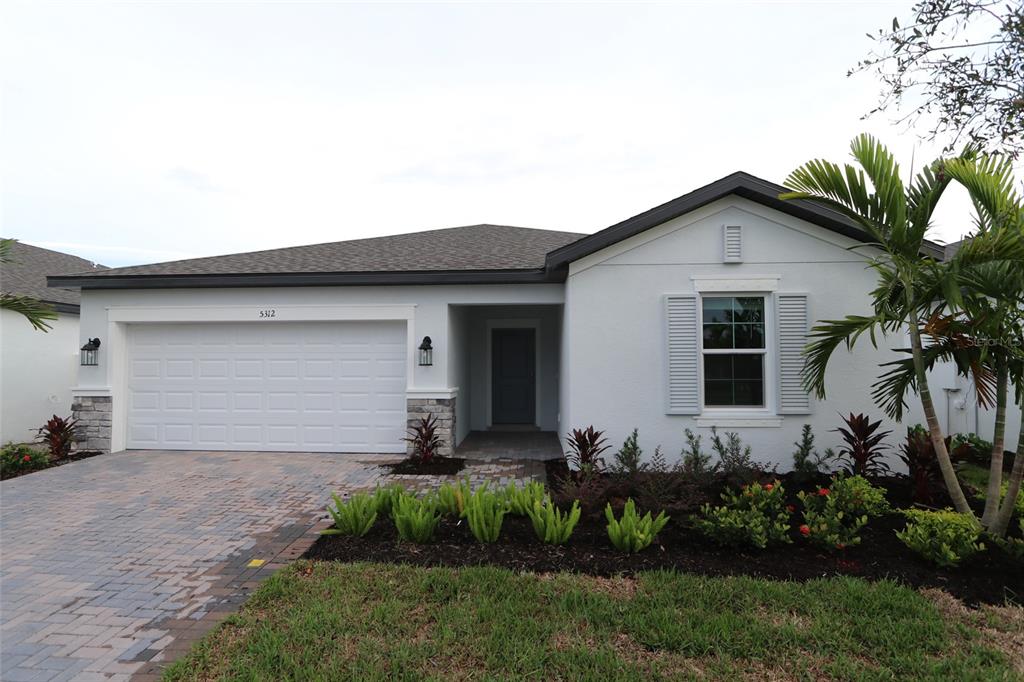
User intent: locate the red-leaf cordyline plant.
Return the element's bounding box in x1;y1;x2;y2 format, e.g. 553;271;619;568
565;426;610;473
36;415;78;461
832;413;892;477
899;425;942;506
403;415;442;465
780;135;1024;536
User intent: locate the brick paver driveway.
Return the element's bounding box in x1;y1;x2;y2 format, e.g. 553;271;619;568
1;450;383;680
1;450;546;681
0;448;544;675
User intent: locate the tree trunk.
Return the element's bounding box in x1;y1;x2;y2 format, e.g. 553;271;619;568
981;367;1008;528
904;287;974;517
991;425;1023;537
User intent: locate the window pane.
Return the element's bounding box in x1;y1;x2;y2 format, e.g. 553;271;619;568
703;354;765;407
702;297;733;324
704;355;732;380
734;297;764;323
704;380;734;406
733;354;764;378
703;324;733;349
733;380;764;406
734;324;765;349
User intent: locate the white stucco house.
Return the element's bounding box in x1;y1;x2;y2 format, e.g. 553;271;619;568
1;241;105;444
48;172;936;466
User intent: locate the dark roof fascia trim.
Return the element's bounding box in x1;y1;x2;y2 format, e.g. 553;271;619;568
46;301;80;315
48;268;561;290
545;173;945;268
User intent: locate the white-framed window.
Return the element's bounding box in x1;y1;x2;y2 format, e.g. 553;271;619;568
700;295;766;407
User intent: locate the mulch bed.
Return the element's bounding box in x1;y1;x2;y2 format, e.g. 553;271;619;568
307;465;1022;606
381;457;467;476
0;450;105;481
305;511;1023;607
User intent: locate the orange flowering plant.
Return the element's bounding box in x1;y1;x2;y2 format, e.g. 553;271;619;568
696;480;792;549
1;442;48;478
798;474;890;550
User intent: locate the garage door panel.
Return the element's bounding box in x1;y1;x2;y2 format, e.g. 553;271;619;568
127;321;407;453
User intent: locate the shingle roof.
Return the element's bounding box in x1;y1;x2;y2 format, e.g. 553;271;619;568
58;225;584;279
47;171;946;292
1;240;105;310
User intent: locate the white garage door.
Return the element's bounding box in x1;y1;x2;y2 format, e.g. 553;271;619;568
126;321;407;453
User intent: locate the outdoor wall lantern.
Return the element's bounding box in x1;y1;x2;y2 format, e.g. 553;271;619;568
80;338;101;366
418;336;433;366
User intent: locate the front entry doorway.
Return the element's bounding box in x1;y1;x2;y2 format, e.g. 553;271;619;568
491;328;536;426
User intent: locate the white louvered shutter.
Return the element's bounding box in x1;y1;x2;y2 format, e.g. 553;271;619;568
723;225;743;263
665;295;700;414
776;293;811;414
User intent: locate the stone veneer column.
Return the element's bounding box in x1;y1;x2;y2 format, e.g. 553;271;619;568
406;397;456;458
71;395;112;453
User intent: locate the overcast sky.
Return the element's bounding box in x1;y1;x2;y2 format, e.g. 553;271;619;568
1;1;1009;268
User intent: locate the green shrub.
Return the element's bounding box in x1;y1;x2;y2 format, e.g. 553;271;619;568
1;443;47;477
372;483;406;518
971;481;1024;518
392;494;441;543
526;499;581;545
696;480;791;549
465;488;505;543
436;479;472;517
609;428;644;478
798;474;889;551
501;481;548;516
605;498;669;553
679;428;718;484
991;519;1024;562
710;427;767;482
322;492;378;537
897;509;984;567
791;424;828;482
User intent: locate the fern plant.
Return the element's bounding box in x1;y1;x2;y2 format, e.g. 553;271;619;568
465;488;506;543
604;498;669;553
526;499;581;545
392;494;441;543
436;479;473;517
372;483;406;518
322;492;378;537
501;481;548;516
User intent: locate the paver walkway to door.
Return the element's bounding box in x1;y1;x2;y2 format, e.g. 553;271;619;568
0;450;546;681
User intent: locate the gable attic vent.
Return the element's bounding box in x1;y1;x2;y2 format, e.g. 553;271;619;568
722;224;743;263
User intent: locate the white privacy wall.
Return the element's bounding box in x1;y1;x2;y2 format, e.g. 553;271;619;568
928;359;1023;447
75;283;564;453
561;196;927;470
0;309;80;443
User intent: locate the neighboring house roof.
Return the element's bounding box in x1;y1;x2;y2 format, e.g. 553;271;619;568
48;172;945;290
2;240;106;313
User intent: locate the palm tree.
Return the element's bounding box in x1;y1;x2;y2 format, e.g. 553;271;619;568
941;156;1024;535
0;238;58;332
778;135;1024;531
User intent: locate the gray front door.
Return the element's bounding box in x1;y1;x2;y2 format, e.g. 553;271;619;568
491;328;536;425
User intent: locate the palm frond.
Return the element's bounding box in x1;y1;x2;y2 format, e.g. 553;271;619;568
0;294;57;332
802;314;893;399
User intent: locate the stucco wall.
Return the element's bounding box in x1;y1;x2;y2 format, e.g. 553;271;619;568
0;309;80;444
561;196;927;470
75;283;564;452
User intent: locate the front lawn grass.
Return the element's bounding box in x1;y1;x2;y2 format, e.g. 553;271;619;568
164;562;1022;681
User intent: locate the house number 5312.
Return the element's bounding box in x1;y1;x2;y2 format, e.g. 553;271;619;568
259;309;276;318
